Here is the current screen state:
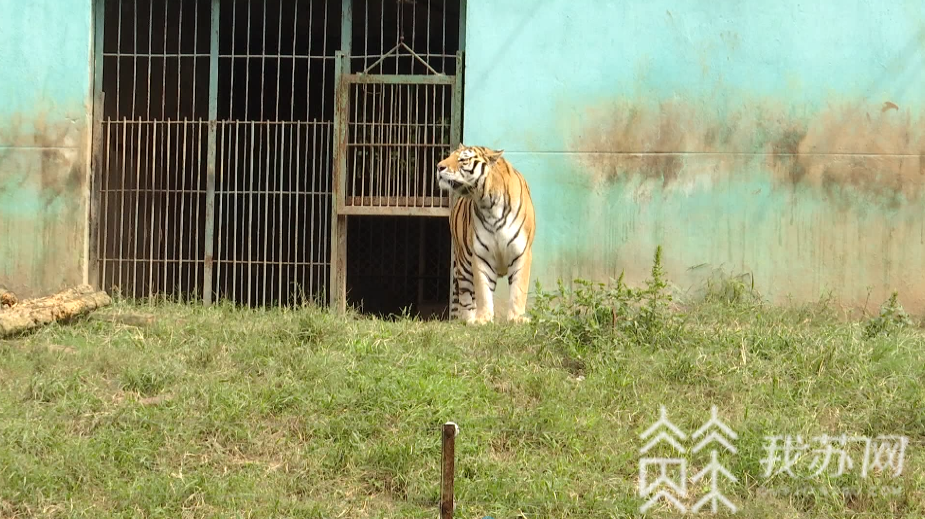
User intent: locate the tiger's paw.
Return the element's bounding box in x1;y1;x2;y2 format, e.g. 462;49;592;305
507;313;531;325
468;313;493;326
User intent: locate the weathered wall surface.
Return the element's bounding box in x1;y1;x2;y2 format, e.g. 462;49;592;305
0;0;93;297
463;0;925;314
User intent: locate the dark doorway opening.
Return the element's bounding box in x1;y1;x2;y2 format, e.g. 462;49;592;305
346;215;451;319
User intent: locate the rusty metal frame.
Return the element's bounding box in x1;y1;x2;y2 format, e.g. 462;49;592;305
202;0;220;305
329;0;352;313
88;0;107;290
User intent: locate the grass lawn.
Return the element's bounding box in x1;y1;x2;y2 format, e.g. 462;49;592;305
1;259;924;518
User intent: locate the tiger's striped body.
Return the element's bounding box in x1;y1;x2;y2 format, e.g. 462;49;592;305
436;144;536;324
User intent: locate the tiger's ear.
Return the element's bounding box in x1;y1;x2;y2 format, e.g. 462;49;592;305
455;143;466;152
485;148;505;163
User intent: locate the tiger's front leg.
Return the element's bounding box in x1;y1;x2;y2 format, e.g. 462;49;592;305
506;247;532;324
455;267;476;324
470;258;496;325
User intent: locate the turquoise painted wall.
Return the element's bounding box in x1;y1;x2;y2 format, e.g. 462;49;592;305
0;0;93;297
462;0;925;314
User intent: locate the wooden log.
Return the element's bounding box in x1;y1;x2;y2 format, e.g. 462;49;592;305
0;284;112;337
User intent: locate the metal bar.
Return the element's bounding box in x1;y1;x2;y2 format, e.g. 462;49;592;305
161;2;168;119
262;122;271;306
450;53;463;149
247;121;256;306
289;1;298;121
275;125;292;306
145;0;153;120
459;0;468;56
340;206;451;217
203;0;220;305
131;0;138;117
294;123;303;302
244;0;251;121
98;115;110;289
345;195;450;207
413;75;421;205
232;123;241;302
89;100;104;288
398;42;441;76
275;1;283;122
260;0;267;121
194;121;204;300
102;52;212;58
442;0;447;72
132;117;144;297
359;41;402;75
407;83;414;204
179;118;189;298
88;0;106;290
162;119;172;295
318;0;327;119
199;120;210;291
228;0;237;120
215;122;227;301
441;422;457;519
376;83;386;205
422;84;432;207
118;120;129;292
308;123;316;299
114;0;121;119
346;74;455;85
354;81;364;207
426;0;431;63
175;0;183;118
148;122;157;300
385;82;397;206
192;0;201;118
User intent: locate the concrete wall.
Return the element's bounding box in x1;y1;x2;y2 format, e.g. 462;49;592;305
0;0;94;297
462;0;925;313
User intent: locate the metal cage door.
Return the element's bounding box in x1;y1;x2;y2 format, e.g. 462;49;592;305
329;1;464;312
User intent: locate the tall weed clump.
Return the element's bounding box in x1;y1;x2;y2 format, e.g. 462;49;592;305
863;290;913;339
529;245;685;361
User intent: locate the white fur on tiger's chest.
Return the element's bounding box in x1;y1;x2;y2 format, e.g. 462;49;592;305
472;202;527;277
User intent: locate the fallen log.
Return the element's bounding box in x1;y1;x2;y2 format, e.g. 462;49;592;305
0;284;112;337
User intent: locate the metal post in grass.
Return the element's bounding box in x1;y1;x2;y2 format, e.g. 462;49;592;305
441;421;459;519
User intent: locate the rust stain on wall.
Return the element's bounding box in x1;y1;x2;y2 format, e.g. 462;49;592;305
568;96;925;201
0;109;88;298
0;111;86;206
784;101;925;201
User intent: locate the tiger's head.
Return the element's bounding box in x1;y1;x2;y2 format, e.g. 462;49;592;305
436;144;505;196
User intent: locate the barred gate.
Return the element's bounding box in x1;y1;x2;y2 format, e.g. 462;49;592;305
90;0;463;314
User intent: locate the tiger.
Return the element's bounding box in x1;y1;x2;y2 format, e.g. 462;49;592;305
436;144;536;325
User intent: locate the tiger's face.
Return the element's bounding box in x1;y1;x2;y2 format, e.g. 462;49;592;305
436;144;503;195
